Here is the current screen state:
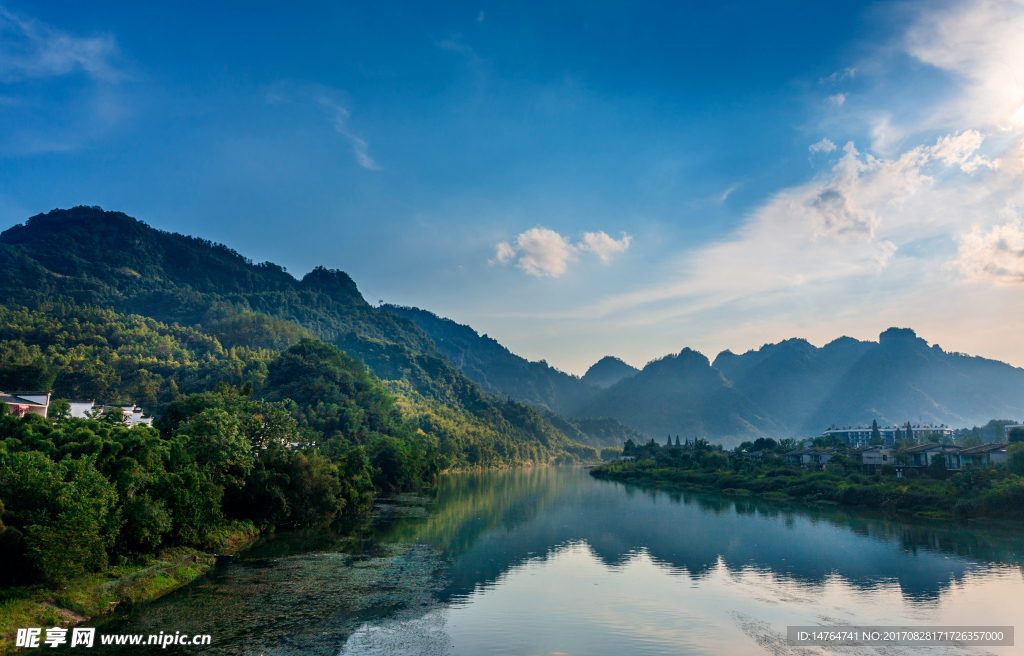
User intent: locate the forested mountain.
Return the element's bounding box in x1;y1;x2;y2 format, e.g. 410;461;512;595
382;304;598;416
0;208;597;469
580;356;639;388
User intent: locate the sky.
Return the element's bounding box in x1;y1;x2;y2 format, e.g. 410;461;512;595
1;0;1023;375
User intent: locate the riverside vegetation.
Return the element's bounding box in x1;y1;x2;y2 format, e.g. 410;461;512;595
0;297;594;646
0;306;596;648
591;437;1024;521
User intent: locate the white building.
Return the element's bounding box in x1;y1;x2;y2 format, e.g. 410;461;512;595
1;391;51;418
824;423;954;446
70;401;153;427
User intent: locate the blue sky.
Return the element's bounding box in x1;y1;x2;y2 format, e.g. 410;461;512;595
2;1;1024;374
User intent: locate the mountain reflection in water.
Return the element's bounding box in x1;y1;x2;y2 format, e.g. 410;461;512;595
88;467;1024;655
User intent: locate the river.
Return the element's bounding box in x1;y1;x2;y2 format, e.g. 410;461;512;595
90;467;1024;655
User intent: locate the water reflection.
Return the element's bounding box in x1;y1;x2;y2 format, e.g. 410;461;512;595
84;467;1024;654
405;468;1024;603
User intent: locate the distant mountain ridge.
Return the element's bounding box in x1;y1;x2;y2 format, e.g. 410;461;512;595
385;300;1024;444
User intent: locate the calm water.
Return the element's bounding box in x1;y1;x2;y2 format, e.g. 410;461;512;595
91;467;1024;655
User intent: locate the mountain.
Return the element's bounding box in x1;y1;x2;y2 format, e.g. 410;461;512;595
574;348;782;444
712;336;874;435
0;207;430;351
713;328;1024;434
0;207;598;464
581;356;639;388
382;304;598;415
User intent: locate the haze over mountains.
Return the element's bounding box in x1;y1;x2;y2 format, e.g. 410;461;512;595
3;207;1023;447
390;302;1024;443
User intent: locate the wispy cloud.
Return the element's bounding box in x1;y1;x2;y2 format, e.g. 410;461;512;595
319;98;380;171
493;228;631;277
0;6;124;83
819;67;856;84
718;182;742;203
826;93;847;106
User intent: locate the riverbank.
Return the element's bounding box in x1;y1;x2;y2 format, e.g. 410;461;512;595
0;525;257;654
589;461;1024;521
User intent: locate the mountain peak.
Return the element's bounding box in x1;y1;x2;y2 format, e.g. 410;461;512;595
879;327;922;345
581;356;639;388
300;266;365;305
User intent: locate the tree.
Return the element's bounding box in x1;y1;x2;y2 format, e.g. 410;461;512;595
667;435;672;447
870;420;882;445
929;452;948;480
905;422;915;444
964;427;984;447
1008;443;1024;476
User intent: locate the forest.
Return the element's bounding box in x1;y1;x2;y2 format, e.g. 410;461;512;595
0;301;595;593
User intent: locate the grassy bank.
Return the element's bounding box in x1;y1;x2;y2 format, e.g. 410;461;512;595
590;447;1024;522
0;525;257;654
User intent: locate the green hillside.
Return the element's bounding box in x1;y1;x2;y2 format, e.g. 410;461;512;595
382;304;598;415
0;207;596;464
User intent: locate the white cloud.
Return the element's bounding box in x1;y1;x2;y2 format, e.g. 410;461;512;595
954;206;1024;284
511;228;577;277
494;227;631;277
319;98;381;170
809;138;836;154
0;7;123;83
579;231;631;262
494;241;516;264
826;93;847;106
928;130;997;173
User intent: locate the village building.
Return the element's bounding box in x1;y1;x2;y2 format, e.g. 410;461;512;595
959;443;1009;467
848;445;892;474
0;391;51;418
784;447;816;466
905;443;962;470
784;447;837;468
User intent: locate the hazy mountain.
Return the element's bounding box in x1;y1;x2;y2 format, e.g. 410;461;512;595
712;336;874;434
805;328;1024;429
574;348;782;444
382;304;598;415
581;356;639;388
714;328;1024;434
